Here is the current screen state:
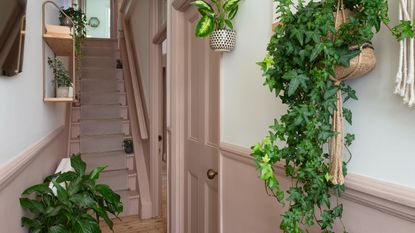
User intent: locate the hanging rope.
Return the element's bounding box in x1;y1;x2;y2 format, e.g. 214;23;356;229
329;0;347;185
329;0;377;185
396;0;415;107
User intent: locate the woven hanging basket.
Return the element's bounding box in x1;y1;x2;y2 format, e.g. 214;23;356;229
334;9;377;81
335;43;377;80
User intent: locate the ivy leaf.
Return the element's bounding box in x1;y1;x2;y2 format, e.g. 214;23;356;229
336;48;361;67
284;71;309;96
310;43;324;62
345;133;355;147
343;108;352;125
195;15;215;37
391;20;414;40
292;28;304;46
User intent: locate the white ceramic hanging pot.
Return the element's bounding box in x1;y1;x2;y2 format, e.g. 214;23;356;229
56;87;70;98
209;29;237;52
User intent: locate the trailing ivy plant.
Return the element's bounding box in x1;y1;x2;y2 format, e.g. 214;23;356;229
191;0;240;37
252;1;414;233
20;154;123;233
60;4;87;55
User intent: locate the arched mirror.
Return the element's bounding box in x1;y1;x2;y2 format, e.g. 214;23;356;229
0;0;27;77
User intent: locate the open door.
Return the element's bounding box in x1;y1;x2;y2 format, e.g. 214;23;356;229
169;1;220;233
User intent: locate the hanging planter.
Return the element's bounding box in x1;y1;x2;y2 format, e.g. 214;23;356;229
209;29;237;52
192;0;241;53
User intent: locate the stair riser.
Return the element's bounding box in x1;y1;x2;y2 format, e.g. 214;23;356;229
129;173;137;191
127;155;134;171
70;141;80;155
82;40;118;48
81;79;124;93
81;69;123;80
81;93;126;105
84;154;127;172
98;171;128;191
119;194;139;217
82;47;120;57
71;121;130;138
80;135;124;153
78;106;128;120
82;58;117;68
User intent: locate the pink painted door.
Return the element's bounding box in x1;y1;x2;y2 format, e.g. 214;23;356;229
183;8;221;233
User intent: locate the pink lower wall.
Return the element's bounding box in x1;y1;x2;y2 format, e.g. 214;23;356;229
220;144;415;233
0;119;69;233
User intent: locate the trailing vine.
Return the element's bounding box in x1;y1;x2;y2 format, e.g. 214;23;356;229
252;1;414;232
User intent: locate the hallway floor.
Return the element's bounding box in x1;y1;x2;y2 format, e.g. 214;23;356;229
101;161;167;233
100;216;166;233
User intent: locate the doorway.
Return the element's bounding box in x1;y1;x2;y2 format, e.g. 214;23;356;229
79;0;115;38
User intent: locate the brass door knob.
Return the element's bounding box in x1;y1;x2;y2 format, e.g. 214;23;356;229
207;169;218;180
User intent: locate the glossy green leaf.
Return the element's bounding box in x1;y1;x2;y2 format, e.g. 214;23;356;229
195;15;214;37
223;0;239;11
22;183;52;195
20;198;45;214
228;6;238;20
48;225;68;233
89;166;107;181
70;154;86;175
191;0;214;16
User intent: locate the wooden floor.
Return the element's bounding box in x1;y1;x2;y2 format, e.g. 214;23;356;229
100;216;166;233
101;161;168;233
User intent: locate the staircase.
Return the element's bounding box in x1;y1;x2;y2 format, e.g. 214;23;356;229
70;39;139;217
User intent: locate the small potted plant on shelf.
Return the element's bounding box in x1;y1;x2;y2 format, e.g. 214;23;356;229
20;154;123;232
192;0;241;52
48;57;72;98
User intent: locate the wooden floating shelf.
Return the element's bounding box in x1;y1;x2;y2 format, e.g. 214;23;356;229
43;34;73;56
43;97;75;103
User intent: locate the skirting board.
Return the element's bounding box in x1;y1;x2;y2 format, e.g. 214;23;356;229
220;142;415;224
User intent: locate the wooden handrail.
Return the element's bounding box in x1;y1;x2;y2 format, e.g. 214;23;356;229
121;20;149;140
152;23;167;45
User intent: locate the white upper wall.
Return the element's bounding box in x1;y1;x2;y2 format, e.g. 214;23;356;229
85;0;111;38
129;0;150;109
0;0;66;165
221;0;415;188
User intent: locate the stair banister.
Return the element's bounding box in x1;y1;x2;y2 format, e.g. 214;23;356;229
121;20;149;140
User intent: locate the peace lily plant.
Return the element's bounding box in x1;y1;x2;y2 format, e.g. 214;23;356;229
20;155;123;233
252;0;414;233
192;0;241;52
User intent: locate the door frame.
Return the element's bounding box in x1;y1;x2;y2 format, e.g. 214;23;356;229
168;1;211;232
168;1;188;233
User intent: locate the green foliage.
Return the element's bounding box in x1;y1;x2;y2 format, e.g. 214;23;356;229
20;154;123;233
60;4;87;55
191;0;241;37
48;57;72;88
252;1;414;232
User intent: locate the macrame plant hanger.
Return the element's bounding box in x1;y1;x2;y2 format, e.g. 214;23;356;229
396;0;415;107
